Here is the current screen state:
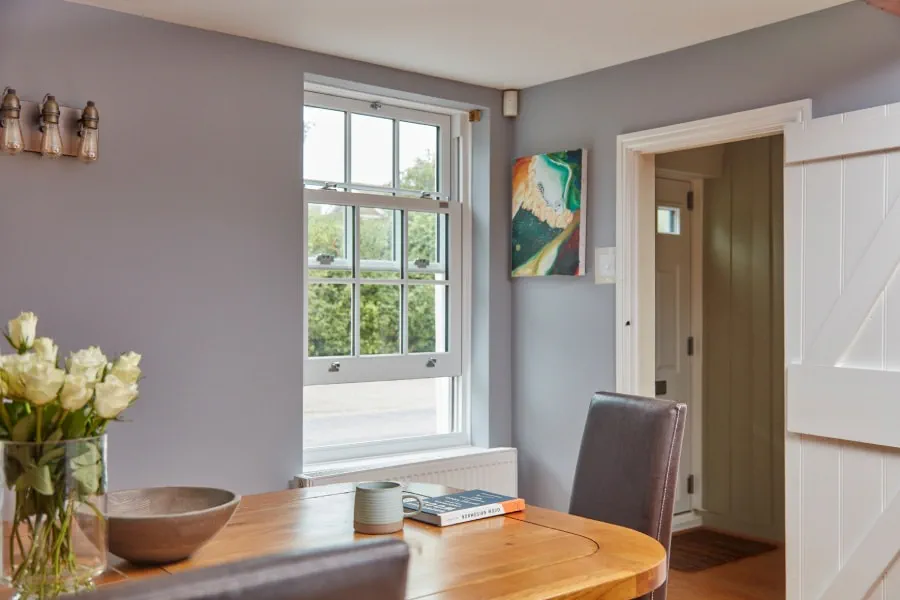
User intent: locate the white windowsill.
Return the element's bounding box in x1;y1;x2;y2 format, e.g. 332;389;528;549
301;445;503;478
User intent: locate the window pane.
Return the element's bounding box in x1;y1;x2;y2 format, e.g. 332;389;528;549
304;107;345;183
308;283;352;357
360;207;400;279
408;284;448;354
399;122;437;193
350;114;393;187
304;378;453;447
657;206;681;235
360;284;400;355
308;203;352;277
408;212;447;280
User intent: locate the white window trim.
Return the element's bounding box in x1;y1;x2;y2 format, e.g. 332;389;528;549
302;88;473;463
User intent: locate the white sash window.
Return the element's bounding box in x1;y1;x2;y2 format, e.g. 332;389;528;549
303;90;469;458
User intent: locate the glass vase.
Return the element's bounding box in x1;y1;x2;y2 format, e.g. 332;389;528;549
0;435;108;599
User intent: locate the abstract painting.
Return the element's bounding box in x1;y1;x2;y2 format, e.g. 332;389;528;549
511;149;586;277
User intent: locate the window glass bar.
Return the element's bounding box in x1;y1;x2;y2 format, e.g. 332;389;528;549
353;205;361;357
305;179;451;200
308;260;446;275
402;208;409;354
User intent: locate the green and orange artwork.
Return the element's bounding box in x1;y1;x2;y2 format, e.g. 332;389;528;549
511;149;586;277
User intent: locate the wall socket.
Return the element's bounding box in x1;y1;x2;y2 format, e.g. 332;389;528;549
595;247;616;284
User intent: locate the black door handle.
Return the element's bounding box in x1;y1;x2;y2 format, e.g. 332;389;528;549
655;380;667;396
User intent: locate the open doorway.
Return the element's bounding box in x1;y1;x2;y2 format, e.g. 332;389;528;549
655;137;786;598
615;100;811;600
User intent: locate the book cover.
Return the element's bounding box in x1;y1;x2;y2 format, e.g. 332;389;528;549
404;489;525;527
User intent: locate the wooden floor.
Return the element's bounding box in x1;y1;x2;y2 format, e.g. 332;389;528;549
667;545;785;600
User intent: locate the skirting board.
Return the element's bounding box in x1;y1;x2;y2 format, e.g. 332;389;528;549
700;512;784;543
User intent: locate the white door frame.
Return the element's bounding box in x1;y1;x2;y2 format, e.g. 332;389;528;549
615;99;812;517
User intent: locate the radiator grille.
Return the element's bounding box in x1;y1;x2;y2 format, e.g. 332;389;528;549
297;447;517;497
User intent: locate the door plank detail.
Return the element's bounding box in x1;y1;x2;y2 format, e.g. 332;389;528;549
788;365;900;449
818;488;900;600
785;104;900;165
805;198;900;366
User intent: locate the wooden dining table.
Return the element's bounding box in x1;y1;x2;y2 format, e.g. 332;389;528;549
2;482;667;599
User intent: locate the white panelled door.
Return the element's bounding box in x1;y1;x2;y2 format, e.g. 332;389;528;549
785;104;900;600
655;177;693;515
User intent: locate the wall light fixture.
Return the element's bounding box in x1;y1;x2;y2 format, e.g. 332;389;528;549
76;101;99;163
1;88;24;155
39;95;63;159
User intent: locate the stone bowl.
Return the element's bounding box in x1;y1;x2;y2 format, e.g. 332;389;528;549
107;486;240;565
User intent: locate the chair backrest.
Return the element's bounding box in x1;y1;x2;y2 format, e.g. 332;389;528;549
569;392;686;600
82;539;410;600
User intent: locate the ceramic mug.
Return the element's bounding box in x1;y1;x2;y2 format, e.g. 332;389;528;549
354;481;423;534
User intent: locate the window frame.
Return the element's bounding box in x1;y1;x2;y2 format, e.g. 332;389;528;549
304;189;463;385
302;89;472;461
304;91;452;199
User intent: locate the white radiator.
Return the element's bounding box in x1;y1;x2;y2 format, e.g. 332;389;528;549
296;447;517;497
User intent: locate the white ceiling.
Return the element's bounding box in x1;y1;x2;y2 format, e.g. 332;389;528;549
68;0;853;89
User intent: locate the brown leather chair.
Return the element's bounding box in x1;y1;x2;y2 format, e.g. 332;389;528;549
569;392;686;600
81;539;409;600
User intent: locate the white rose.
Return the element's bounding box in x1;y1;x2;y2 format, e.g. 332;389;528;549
93;375;136;419
109;352;141;385
0;353;38;398
0;369;7;398
8;312;37;351
60;373;92;411
66;347;108;383
32;337;58;365
23;361;66;406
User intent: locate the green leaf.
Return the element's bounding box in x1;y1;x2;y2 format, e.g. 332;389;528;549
45;428;63;444
15;464;54;496
11;414;35;442
4;456;23;489
37;446;65;467
70;441;104;496
7;445;34;469
71;443;100;468
64;410;88;440
42;404;59;426
30;465;53;496
72;463;101;495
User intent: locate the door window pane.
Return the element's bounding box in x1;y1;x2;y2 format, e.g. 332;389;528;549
408;284;448;354
351;114;393;187
360;284;400;355
308;283;352;357
304;107;345;183
399;122;438;193
657;206;681;235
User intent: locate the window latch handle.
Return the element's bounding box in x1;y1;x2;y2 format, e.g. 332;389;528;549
329;362;341;373
426;358;437;368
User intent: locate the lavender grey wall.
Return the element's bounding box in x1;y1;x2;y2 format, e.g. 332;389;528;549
0;0;512;493
513;1;900;510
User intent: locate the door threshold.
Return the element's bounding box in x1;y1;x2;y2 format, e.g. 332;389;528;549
673;511;703;533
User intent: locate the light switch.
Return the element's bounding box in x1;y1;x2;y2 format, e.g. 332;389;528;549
595;247;616;284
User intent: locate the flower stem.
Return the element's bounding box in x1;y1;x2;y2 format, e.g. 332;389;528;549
36;406;43;443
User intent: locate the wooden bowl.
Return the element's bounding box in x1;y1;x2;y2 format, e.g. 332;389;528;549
107;486;240;565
